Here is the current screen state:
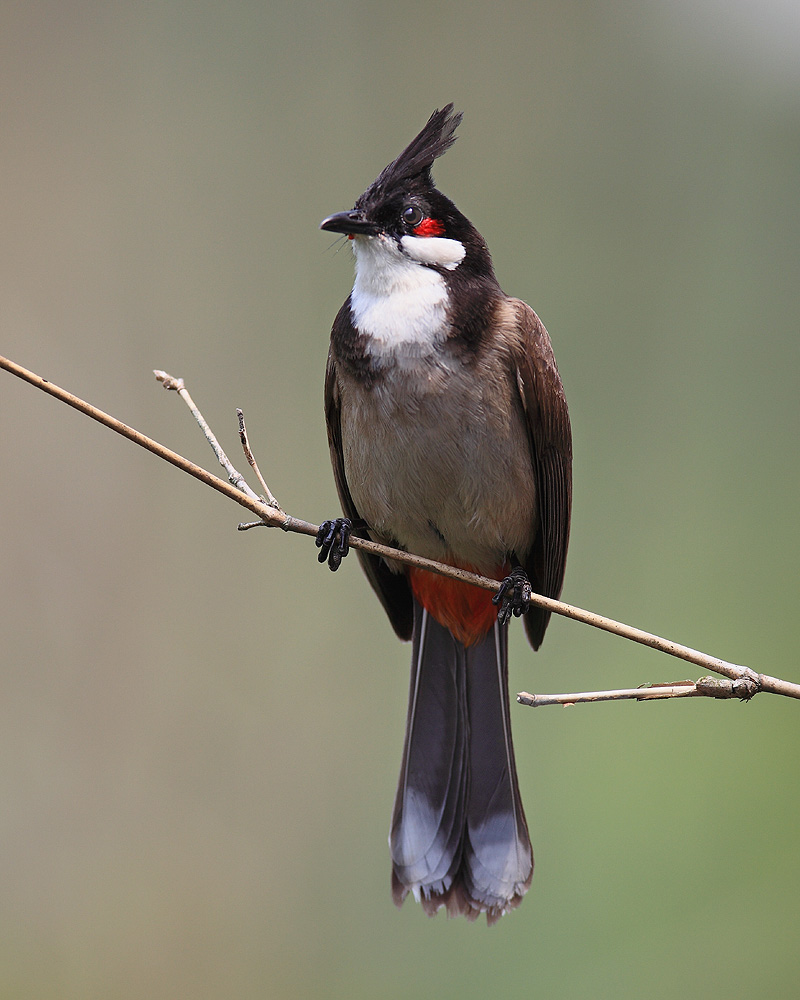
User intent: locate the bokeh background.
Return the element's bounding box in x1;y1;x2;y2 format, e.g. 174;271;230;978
1;2;798;997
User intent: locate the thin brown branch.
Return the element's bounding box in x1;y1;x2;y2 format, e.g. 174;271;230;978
236;408;281;509
2;353;799;706
150;368;800;707
518;675;757;707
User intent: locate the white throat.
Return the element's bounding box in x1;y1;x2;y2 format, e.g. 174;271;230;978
350;234;465;358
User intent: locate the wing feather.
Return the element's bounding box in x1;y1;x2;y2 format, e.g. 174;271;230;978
507;299;572;649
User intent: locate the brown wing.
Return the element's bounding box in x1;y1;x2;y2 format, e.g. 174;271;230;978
508;299;572;650
324;324;414;641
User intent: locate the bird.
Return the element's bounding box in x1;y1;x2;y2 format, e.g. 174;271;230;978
316;105;572;924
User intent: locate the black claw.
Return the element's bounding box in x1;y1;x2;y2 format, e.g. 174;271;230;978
492;566;532;626
315;517;352;572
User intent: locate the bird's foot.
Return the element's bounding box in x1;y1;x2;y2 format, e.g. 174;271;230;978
315;517;353;571
492;566;532;626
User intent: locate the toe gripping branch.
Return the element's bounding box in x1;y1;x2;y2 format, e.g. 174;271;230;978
492;566;532;627
316;517;353;571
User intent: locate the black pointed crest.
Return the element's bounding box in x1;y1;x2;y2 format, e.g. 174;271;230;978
357;104;462;207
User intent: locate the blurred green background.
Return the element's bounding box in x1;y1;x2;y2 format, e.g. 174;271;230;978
1;2;798;997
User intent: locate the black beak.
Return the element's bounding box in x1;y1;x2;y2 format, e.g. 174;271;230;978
319;210;380;236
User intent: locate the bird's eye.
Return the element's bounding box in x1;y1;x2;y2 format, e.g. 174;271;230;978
402;206;424;227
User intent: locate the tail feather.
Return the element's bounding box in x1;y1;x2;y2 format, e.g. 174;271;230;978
463;622;532;922
390;600;533;923
390;605;468;904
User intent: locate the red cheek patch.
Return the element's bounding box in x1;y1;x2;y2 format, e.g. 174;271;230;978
413;218;445;237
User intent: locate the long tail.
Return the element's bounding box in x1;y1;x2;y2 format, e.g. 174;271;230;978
389;600;533;924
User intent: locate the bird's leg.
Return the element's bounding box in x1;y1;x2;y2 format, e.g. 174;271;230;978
492;565;532;626
315;517;354;571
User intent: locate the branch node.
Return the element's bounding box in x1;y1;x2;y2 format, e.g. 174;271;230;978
735;676;760;700
228;471;249;491
153;370;185;392
694;673;759;701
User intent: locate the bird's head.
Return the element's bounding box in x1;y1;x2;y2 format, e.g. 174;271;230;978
320;105;494;280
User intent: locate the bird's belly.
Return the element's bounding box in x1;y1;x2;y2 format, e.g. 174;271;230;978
339;369;536;573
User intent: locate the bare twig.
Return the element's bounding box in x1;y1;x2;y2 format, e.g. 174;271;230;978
2;353;799;706
153;370;261;502
237;408;281;509
518;675;757;707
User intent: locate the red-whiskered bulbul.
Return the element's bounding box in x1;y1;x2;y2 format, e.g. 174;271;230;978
317;105;572;923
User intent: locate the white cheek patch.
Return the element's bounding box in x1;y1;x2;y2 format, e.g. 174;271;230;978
400;235;466;270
